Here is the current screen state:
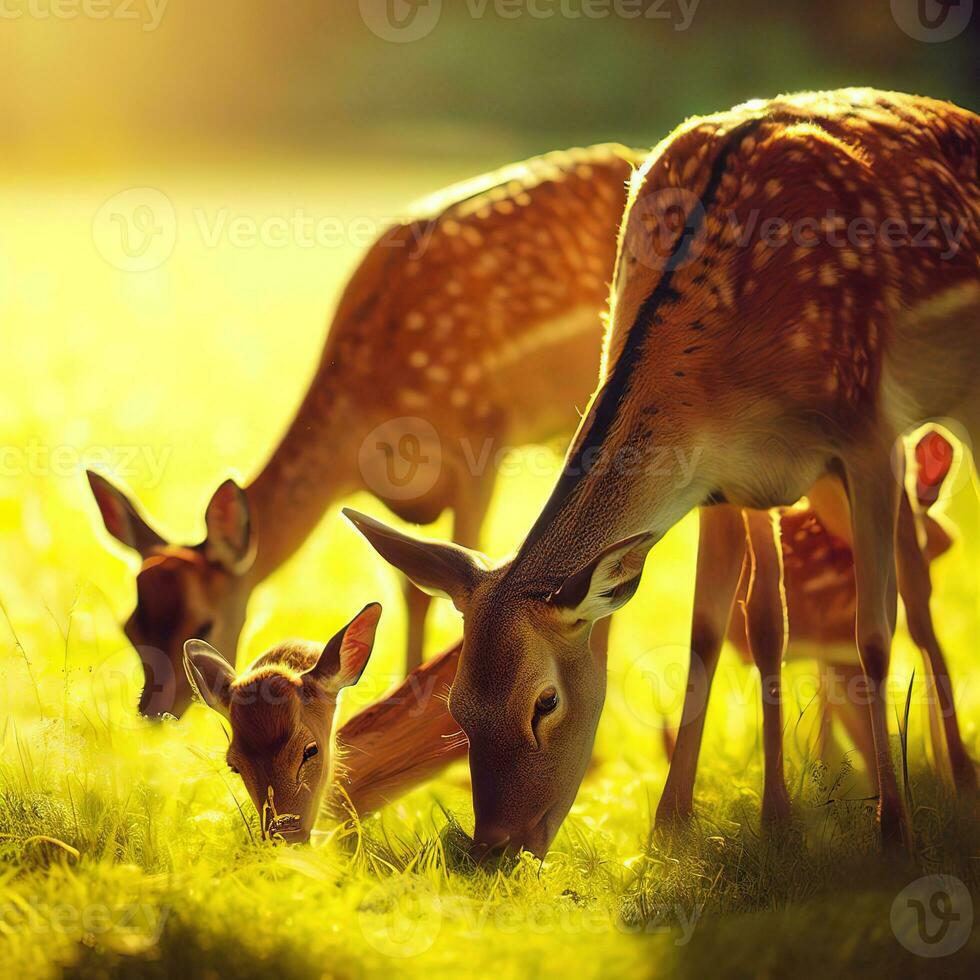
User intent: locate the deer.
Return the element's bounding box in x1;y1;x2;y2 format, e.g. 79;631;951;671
344;89;980;856
184;603;466;841
719;430;976;797
86;143;641;720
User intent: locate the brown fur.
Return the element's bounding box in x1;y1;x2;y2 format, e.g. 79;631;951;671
349;90;980;856
90;145;642;714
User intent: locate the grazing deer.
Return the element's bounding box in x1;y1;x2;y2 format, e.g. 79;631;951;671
87;143;640;718
184;603;466;841
346;89;979;855
721;430;976;798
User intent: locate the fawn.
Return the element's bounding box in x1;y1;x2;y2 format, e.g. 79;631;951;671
720;430;975;798
88;143;640;718
347;89;979;855
184;603;466;841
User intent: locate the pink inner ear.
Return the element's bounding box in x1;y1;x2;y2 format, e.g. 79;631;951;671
99;492;130;542
915;432;954;507
209;483;242;536
339;605;382;680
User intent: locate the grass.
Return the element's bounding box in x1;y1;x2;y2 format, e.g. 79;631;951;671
1;162;979;978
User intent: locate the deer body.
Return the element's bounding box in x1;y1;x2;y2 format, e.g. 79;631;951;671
348;89;979;856
89;145;640;717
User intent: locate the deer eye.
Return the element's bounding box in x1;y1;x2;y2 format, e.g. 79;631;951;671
535;687;559;716
302;742;318;763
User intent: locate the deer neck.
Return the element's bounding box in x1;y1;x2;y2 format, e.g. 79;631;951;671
508;381;714;592
244;362;365;583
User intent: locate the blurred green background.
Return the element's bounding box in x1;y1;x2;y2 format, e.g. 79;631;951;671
2;1;977;171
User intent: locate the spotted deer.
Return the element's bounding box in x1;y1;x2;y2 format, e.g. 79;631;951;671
719;430;976;799
184;604;466;841
88;144;641;718
346;89;979;855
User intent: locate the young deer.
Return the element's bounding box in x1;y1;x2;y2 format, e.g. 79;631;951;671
87;143;640;718
184;604;466;841
346;89;979;855
184;603;383;842
722;431;976;796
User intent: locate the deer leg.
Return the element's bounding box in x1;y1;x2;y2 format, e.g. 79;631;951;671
828;663;877;778
452;468;495;554
742;509;792;824
656;505;745;828
403;580;432;674
896;491;977;792
844;447;909;850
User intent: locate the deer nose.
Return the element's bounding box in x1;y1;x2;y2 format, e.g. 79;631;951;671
469;821;515;861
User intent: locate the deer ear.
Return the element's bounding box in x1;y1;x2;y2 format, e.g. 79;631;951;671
548;532;656;623
204;479;255;574
914;430;955;509
183;639;236;716
305;603;382;690
343;509;488;611
87;470;168;557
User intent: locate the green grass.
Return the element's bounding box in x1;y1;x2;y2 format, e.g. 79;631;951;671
1;164;979;978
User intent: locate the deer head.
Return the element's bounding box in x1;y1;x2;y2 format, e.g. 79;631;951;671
87;471;256;718
184;603;381;842
344;509;654;859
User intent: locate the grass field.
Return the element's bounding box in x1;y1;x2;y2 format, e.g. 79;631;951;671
1;163;979;978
